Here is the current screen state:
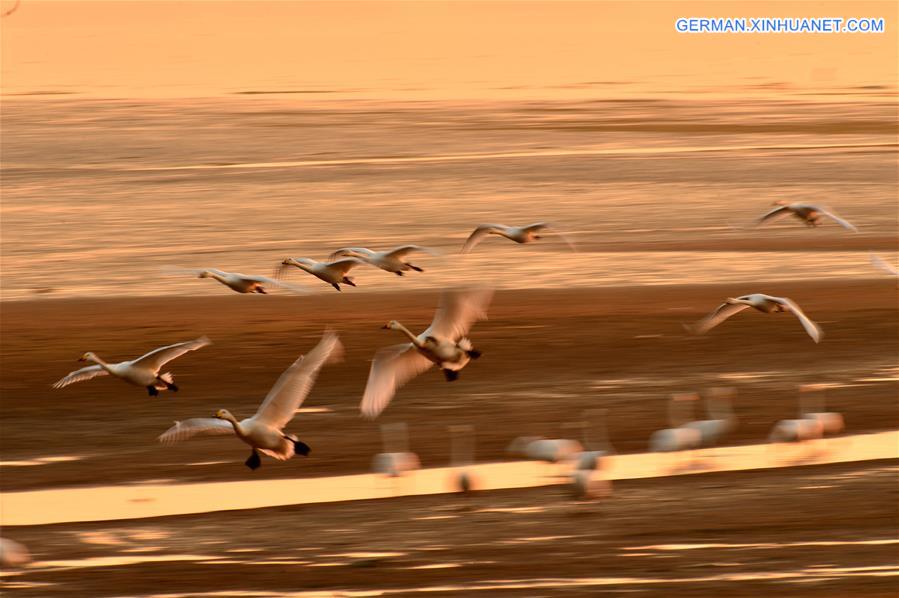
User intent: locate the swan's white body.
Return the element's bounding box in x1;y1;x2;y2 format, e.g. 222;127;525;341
507;436;583;463
360;288;493;419
768;418;823;443
277;257;366;291
158;331;342;469
649;393;704;453
371;452;421;477
184;267;307;294
686;293;822;343
461;222;575;253
53;337;211;395
755;201;857;231
681;388;737;447
328;245;437;275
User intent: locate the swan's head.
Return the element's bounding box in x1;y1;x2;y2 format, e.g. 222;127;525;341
382;320;402;330
198;271;211;279
283;257;311;267
78;352;97;362
214;409;234;421
772;199;789;206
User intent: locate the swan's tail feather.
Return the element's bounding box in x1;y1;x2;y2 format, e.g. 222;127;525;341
159;372;174;384
458;337;473;351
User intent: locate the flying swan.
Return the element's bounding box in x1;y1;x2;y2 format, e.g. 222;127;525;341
328;245;438;276
360;287;493;419
276;257;367;291
53;337;211;396
685;294;822;343
460;222;576;254
167;267;308;294
158;330;343;470
753;201;857;232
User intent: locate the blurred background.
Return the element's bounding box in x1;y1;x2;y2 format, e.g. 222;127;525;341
1;1;897;596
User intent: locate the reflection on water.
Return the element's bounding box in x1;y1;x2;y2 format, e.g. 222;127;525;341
0;455;83;468
625;539;899;551
2;431;896;526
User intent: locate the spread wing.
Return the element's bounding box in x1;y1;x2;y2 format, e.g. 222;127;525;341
52;365;109;389
425;287;494;340
327;247;374;261
813;207;857;232
132;337;212;371
326;257;366;275
772;296;823;343
871;254;898;276
254;330;344;429
754;206;791;226
360;344;433;419
157;418;234;444
685;302;751;335
384;245;439;259
461;224;508;254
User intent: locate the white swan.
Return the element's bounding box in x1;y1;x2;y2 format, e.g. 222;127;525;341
681;387;737;447
371;423;421;478
168;267;308;294
460;222;576;254
158;330;342;470
53;337;211;396
360;288;493;419
277;257;366;291
649;393;703;453
754;201;857;231
685;293;822;343
328;245;438;276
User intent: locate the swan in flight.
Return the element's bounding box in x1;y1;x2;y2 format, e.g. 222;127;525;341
460;222;575;254
328;245;438;276
167;267;307;294
53;337;211;396
276;257;366;291
360;287;493;419
754;201;857;231
685;293;822;343
158;330;342;470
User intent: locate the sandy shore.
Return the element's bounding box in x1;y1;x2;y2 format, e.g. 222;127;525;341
1;280;896;493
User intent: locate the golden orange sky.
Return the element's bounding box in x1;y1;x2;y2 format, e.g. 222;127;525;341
1;1;897;99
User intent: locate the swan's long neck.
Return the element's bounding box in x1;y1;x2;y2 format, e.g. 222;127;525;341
205;271;229;285
222;414;246;437
88;355;115;373
391;322;421;345
290;260;314;274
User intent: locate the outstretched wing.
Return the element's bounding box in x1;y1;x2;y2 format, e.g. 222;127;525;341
773;296;823;343
326;257;366;275
52;365;109;389
814;207;857;232
461;224;508;254
254;330;344;429
327;247;374;261
754;206;791;227
425;287;494;340
685;302;751;335
157;418;234;444
360;344;433;419
384;245;439;259
523;222;577;251
132;337;212;371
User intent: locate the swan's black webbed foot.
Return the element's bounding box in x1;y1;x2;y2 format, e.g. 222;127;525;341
292;439;311;456
343;278;356;287
466;349;482;360
245;451;262;470
408;264;424;272
443;369;459;382
332;283;342;292
255;287;267;294
395;271;404;276
147;386;159;397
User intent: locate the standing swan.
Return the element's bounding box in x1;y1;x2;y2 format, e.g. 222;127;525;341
328;245;438;276
360;288;493;419
158;330;342;470
753;201;857;231
53;337;211;396
460;222;576;253
685;293;822;343
276;257;366;291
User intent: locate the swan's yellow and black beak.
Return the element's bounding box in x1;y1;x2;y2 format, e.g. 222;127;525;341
381;324;390;329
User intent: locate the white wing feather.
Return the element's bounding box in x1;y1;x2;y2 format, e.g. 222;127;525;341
52;365;109;389
815;207;857;232
157;418;234;444
360;344;433;419
132;337;211;371
254;330;343;429
461;224;508;254
425;287;494;340
686;303;752;335
773;296;823;343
